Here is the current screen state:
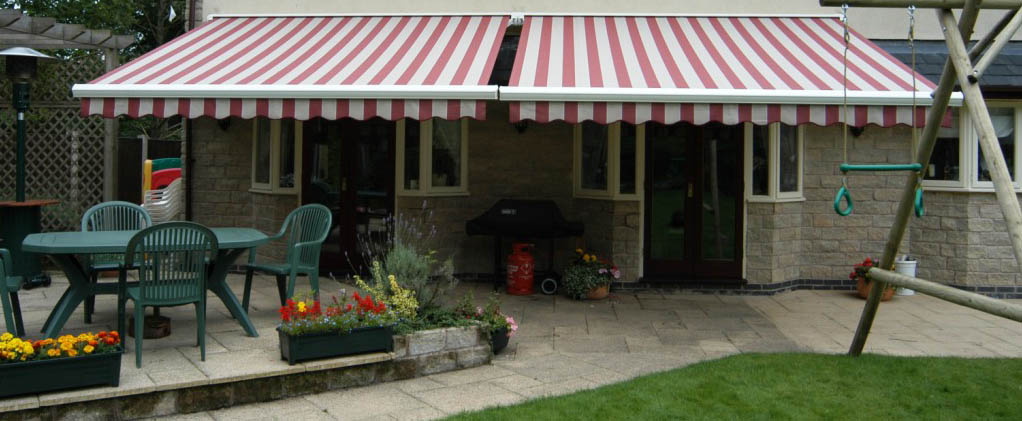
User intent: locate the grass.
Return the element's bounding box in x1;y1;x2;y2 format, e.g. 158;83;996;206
448;353;1022;420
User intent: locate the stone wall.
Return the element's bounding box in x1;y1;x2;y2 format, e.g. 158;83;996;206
745;201;802;284
189;117;298;263
797;124;915;282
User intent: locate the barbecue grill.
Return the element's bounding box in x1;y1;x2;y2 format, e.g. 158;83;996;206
466;199;584;290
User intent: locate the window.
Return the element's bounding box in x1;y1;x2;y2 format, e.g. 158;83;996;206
251;118;302;194
745;123;803;201
922;103;1022;191
396;118;469;196
573;122;643;199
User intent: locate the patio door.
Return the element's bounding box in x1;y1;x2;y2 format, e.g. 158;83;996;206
302;118;395;274
644;122;743;280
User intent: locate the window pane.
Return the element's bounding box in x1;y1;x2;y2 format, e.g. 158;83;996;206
581;122;609;190
432;118;462;188
978;108;1015;182
751;125;769;196
779;124;799;193
404;119;420;190
254;118;270;184
619;123;637;194
926;108;960;181
278;120;295;188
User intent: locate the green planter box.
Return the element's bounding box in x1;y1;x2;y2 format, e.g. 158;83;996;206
0;348;122;398
278;326;394;365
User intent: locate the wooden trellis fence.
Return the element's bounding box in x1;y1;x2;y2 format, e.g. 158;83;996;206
0;53;106;230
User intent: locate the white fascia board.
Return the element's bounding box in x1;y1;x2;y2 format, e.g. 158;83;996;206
72;84;500;101
498;87;965;107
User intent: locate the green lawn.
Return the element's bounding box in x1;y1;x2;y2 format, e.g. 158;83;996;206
448;353;1022;420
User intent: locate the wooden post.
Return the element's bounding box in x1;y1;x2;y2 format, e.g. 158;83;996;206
848;3;980;356
869;268;1022;322
102;48;120;202
971;7;1022;81
968;9;1018;62
941;9;1022;272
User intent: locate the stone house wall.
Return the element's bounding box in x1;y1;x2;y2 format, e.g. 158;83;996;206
184;109;1022;289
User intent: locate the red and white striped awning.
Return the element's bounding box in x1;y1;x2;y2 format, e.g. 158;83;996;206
504;15;959;127
74;15;508;121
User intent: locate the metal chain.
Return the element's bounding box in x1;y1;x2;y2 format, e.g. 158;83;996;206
841;4;850;189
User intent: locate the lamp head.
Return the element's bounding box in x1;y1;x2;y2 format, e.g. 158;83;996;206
0;47;55;82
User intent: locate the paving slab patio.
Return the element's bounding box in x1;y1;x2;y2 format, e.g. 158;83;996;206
3;274;1021;420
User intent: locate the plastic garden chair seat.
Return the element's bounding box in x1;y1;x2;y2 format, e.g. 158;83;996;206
242;204;332;312
1;249;25;336
117;222;218;368
80;201;152;324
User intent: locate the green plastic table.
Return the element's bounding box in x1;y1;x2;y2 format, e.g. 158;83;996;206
23;228;268;338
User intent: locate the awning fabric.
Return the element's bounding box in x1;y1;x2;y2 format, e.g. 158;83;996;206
75;15;508;120
505;15;950;127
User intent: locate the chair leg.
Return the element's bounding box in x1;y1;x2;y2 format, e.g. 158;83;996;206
117;295;126;340
84;273;97;324
242;268;255;313
195;301;206;362
10;293;25;337
1;290;16;335
309;272;320;301
134;303;144;368
286;272;298;302
275;275;287;306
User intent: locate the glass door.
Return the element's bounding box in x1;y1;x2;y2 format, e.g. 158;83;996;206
303;118;395;274
644;122;743;280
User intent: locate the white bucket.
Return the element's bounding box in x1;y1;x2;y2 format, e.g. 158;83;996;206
894;258;917;296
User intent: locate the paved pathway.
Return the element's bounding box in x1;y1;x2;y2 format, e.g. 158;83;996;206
151;282;1021;420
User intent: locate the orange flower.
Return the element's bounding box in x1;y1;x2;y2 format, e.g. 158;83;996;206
88;340;98;346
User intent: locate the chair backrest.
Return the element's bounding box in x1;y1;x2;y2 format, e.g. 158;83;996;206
82;201;153;232
125;222;219;304
282;204;332;267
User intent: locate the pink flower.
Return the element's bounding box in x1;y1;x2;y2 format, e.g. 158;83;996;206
598;268;608;274
611;268;621;279
506;316;518;338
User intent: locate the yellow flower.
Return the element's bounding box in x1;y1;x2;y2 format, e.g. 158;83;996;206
0;332;12;342
297;301;307;313
388;274;396;283
575;248;583;254
67;349;78;357
84;345;95;354
47;349;59;357
60;342;72;351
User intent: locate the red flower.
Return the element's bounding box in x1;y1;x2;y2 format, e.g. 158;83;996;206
98;331;107;338
104;337;116;345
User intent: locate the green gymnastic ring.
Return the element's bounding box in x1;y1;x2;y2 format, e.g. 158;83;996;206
914;187;925;218
834;185;853;216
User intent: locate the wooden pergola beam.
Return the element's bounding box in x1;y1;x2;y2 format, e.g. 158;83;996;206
0;9;134;50
822;0;1022;8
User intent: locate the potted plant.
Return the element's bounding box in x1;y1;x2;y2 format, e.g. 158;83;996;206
563;248;620;300
455;292;517;354
0;331;123;398
850;257;895;301
277;292;397;365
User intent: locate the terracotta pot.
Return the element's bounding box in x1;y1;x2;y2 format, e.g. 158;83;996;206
586;284;610;300
856;277;895;301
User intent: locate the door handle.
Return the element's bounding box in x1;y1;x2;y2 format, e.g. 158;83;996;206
687;182;694;198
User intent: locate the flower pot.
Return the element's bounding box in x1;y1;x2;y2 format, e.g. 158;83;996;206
586;284;610;300
277;325;394;366
491;327;509;354
855;277;895;301
0;348;122;398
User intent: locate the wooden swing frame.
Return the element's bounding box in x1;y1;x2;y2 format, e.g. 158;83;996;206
820;0;1022;356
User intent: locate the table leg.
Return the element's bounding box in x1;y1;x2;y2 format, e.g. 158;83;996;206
41;254;91;338
208;248;259;337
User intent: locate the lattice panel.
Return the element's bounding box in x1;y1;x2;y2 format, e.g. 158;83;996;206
0;52;107;231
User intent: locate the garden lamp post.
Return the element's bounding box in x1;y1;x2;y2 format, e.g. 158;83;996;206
0;47;57;289
1;47;54;202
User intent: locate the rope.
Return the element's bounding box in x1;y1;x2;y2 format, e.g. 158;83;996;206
908;5;925;218
835;4;853;216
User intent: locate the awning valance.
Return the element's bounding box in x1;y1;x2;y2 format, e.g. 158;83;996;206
74;15;509;120
505;15;958;127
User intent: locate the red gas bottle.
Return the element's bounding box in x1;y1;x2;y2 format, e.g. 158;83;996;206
506;243;535;295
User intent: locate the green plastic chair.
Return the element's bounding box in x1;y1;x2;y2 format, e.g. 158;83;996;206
80;201;153;324
0;249;25;336
242;204;332;311
117;222;218;368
